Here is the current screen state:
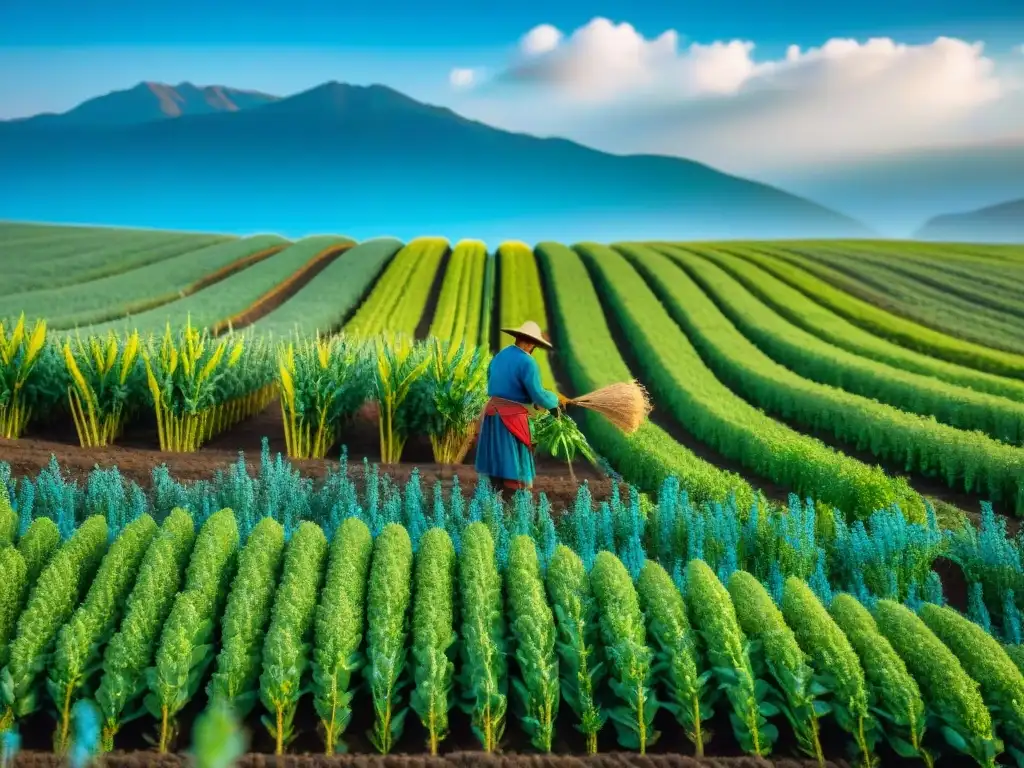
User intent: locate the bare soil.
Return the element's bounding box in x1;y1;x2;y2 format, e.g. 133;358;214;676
3;401;611;509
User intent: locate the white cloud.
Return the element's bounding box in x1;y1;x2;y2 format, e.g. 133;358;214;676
450;17;1023;173
448;67;478;89
520;24;562;56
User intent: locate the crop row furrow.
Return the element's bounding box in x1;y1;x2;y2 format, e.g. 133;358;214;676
535;241;759;506
344;238;449;337
726;246;1024;380
691;246;1024;403
576;242;924;522
635;244;1024;513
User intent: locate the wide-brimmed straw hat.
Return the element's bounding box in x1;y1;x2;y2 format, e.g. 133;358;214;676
502;320;553;350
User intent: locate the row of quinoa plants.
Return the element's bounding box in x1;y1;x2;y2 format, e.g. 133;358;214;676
0;316;276;449
3;443;1024;657
0;313;498;468
573;242;925;523
2;488;1023;765
626;243;1024;515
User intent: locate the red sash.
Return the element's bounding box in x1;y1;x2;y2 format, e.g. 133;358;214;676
482;397;532;449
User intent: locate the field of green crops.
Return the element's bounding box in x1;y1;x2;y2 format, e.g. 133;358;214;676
1;221;1024;765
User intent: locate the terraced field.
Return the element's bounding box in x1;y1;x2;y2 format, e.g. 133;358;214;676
2;221;1024;766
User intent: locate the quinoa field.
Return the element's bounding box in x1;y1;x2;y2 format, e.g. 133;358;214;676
2;221;1024;767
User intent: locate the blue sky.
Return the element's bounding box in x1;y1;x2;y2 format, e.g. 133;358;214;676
2;0;1022;119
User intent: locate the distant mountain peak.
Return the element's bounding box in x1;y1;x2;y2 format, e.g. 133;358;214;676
5;81;280;127
916;197;1024;242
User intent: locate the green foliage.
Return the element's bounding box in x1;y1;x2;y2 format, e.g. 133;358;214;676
585;242;923;522
873;599;999;767
458;521;508;752
313;517;374;755
0;487;15;546
250;238;402;337
829;594;929;765
638;560;711;755
506;536;559;752
409;527;457;754
920;604;1024;759
531;411;597;476
685;561;773;756
146;508;239;752
259;521;328;754
635;244;1024;514
534;240;753;503
0;547;27;670
95;509;195;751
781;578;872;765
207;517;286;716
591;551;658;752
88;236;351;336
693;245;1024;406
545;545;605;753
1005;645;1024;677
0;515;107;729
49;514;157;752
728;570;820;762
191;700;247;768
364;523;414;754
1;234;243;328
17;517;60;584
345;238;449;337
728;246;1024;379
428;239;488;348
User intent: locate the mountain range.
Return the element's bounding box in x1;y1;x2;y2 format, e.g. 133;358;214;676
0;81;871;243
916;198;1024;242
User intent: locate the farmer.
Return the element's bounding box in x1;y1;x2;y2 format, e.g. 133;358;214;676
475;320;568;493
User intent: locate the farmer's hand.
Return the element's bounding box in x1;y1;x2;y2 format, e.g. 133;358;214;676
557;392;571;407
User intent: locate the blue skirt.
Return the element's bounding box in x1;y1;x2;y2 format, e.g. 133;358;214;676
474;414;536;486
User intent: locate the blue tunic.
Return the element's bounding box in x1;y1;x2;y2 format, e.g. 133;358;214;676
474;346;559;486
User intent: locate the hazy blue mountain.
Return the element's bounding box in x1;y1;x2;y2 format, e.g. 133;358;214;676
771;141;1024;237
5;82;280;127
0;81;870;243
915;198;1024;242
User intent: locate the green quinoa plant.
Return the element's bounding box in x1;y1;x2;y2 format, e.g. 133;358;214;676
729;570;821;764
259;521;328;754
409;527;457;754
0;515;107;732
364;522;414;754
686;560;774;757
458;522;508;752
920;603;1024;763
874;599;1000;767
313;517;373;755
640;560;712;756
507;535;559;752
782;578;872;767
147;508;239;752
545;544;605;754
830;594;929;766
591;551;658;752
94;509;195;751
207;517;286;715
49;514;157;752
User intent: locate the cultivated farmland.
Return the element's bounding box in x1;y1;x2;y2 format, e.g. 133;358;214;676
2;221;1024;766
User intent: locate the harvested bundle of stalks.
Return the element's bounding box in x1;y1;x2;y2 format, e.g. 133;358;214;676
565;380;652;433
